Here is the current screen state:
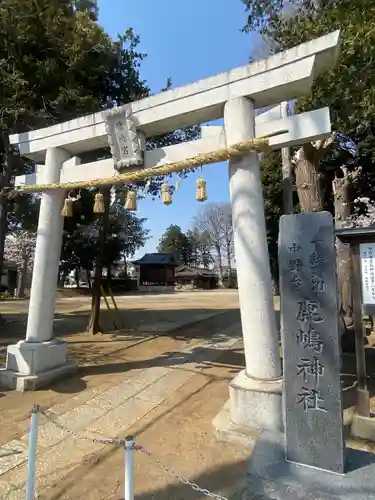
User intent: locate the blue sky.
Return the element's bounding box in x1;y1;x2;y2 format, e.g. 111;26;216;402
98;0;258;257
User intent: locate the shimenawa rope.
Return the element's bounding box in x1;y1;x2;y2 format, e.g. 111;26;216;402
9;137;269;195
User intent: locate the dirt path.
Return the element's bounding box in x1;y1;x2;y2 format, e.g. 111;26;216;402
0;308;241;438
45;364;249;500
0;310;249;499
2;291;375;499
0;290;240;364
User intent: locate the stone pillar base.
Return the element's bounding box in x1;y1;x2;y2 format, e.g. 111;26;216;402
243;430;375;500
351;413;375;442
213;369;283;446
0;339;77;391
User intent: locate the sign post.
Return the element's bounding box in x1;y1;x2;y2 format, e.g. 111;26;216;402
336;227;375;417
359;243;375;305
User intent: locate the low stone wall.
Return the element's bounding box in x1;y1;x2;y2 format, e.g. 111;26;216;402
138;285;175;294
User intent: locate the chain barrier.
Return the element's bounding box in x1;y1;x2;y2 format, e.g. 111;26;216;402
134;444;228;500
37;405;126;446
31;405;229;500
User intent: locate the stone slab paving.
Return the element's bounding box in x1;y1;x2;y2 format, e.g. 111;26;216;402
0;324;241;499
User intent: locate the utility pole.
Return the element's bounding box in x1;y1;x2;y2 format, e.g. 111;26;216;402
281;101;294;214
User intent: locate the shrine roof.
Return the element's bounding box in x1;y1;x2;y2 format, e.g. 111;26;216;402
132;253;180;266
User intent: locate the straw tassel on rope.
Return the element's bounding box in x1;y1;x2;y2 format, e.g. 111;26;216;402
196;178;207;202
9;137;270;195
61;195;74;217
125;189;137;211
161;183;172;205
93;192;105;214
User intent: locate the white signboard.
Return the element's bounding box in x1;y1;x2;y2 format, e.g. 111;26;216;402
360;243;375;304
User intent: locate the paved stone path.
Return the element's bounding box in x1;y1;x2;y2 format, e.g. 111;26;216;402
0;324;242;499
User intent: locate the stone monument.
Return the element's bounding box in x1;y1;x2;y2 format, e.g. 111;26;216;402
280;211;345;473
244;212;375;500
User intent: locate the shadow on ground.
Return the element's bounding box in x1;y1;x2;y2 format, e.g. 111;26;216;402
0;307;240;361
0;309;243;397
37;371;249;500
79;344;245;378
132;459;248;500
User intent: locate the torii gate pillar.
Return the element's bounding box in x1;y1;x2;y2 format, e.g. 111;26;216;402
217;97;283;439
1;148;78;390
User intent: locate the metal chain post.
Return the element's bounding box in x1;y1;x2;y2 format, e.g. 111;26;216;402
30;406;229;500
26;405;39;500
124;435;134;500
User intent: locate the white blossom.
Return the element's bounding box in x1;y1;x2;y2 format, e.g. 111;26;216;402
4;230;36;271
343;197;375;228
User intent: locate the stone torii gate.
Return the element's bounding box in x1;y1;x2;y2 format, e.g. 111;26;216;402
1;31;339;441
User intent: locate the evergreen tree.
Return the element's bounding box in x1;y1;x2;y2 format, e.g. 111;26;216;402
242;0;375;326
0;0;148;284
157;225;192;264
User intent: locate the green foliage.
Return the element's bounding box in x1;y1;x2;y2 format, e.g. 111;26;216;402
242;0;286;34
242;0;375;176
0;0;199;286
141;78;200;196
157;224;191;264
260;151;282;280
60;190;150;276
0;0;151;274
260;150;301;282
73;0;98;20
186;229;213;268
158;224;214;268
106;195;150;266
0;1;150;130
242;0;375;272
60;190;97;276
8;195;40;232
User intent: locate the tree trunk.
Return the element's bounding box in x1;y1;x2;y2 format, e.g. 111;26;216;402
216;245;224;288
86;188;110;335
15;256;28;298
0;131;14;323
333;173;355;345
75;268;80;288
58;269;68;288
0;131;13;278
271;276;279;296
294;144;324;212
106;265;112;281
86;269;92;291
226;246;233;288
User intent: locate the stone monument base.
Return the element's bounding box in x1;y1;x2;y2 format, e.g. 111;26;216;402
213;369;283;446
351;413;375;443
0;339;77;391
243;431;375;500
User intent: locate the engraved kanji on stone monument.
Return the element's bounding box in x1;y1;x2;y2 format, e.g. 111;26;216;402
279;211;345;474
104;105;144;170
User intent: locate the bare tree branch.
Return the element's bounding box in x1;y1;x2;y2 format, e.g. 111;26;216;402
194;203;234;287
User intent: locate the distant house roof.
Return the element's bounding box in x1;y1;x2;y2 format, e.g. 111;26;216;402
213;265;237;277
132;253;180;266
175;265;218;279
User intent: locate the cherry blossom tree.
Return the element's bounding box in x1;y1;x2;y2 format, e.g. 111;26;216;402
4;230;36;297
